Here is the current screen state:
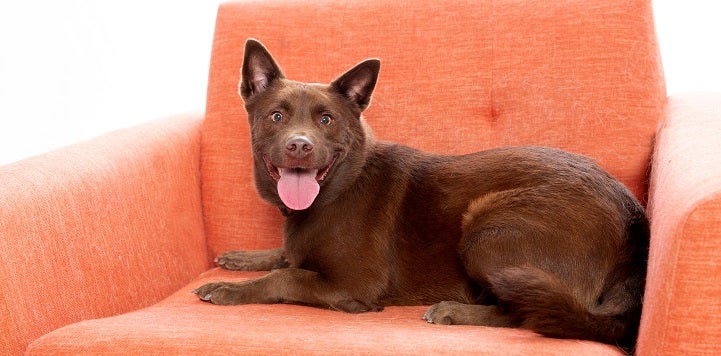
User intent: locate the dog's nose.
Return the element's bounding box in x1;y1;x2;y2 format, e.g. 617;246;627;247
285;135;314;158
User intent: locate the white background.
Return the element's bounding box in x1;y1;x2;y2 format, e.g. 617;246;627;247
1;0;719;166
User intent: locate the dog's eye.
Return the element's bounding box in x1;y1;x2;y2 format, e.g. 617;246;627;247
320;114;333;126
271;112;283;122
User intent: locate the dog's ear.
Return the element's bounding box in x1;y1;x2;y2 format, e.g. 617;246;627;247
330;59;380;111
239;39;285;100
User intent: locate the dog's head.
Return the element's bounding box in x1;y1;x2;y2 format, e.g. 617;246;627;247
239;39;380;211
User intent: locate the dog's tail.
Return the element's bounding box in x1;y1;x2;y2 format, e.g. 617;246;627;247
489;267;636;349
489;267;626;342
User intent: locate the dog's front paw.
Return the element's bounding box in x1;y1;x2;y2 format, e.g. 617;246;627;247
192;282;251;305
215;249;288;271
215;252;255;271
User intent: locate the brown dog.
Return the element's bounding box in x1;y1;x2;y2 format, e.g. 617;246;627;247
194;39;649;350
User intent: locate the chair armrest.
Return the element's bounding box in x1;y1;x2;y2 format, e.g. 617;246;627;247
0;113;209;355
638;93;721;354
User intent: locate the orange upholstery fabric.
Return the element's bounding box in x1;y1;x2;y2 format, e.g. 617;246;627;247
6;0;721;355
0;115;208;354
638;93;721;354
27;269;621;355
201;0;665;256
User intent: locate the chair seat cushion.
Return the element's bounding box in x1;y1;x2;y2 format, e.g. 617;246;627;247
28;269;622;355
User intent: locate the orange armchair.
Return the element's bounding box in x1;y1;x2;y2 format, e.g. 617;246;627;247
2;0;719;354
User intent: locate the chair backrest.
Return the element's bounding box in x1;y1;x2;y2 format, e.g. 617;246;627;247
201;0;665;254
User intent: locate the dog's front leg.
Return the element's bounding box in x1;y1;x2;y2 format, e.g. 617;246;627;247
193;268;382;313
215;247;288;271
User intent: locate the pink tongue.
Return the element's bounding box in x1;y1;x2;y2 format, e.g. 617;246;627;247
277;169;320;210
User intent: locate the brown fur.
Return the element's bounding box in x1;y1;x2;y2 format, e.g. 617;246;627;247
194;39;649;351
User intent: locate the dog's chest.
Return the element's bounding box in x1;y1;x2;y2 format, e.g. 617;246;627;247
281;194;398;273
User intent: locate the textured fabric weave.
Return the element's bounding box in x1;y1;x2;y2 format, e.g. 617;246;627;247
201;0;666;256
28;269;622;355
639;93;721;355
0;114;208;354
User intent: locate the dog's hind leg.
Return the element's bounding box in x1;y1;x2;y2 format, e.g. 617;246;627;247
422;301;517;327
449;189;636;346
432;189;567;328
422;192;531;327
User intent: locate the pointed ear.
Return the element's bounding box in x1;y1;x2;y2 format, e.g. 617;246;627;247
330;59;380;111
239;39;285;100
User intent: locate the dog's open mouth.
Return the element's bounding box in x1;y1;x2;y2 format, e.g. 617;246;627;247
263;155;336;210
